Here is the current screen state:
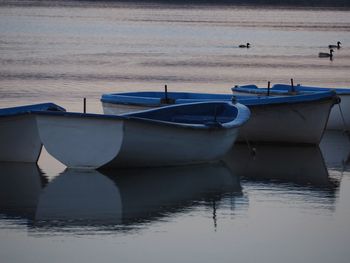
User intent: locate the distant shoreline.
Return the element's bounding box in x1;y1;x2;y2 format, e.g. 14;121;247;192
1;0;350;9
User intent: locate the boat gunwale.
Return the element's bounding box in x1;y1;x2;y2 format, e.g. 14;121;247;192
232;84;350;95
0;103;66;118
239;92;339;107
101;90;338;107
123;101;250;130
34;101;250;130
273;84;350;95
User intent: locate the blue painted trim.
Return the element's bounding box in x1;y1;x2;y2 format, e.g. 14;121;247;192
0;103;66;117
232;83;350;95
33;110;125;120
236;91;337;106
101;92;232;106
35;101;250;130
272;84;350;95
101;89;337;107
123;101;250;129
232;85;291;95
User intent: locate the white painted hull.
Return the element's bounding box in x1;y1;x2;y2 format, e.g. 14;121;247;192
105;118;239;168
36;114;240;169
0;115;42;162
327;94;350;130
102;102;151;115
36;115;124;169
232;89;349;131
237;98;333;144
103;98;333;145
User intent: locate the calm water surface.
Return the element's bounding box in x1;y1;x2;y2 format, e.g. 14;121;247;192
1;132;350;263
1;2;350;263
1;2;350;111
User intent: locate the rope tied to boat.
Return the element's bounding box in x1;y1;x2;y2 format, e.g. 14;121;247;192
205;106;223;128
231;96;237;104
243;136;256;157
338;103;349;134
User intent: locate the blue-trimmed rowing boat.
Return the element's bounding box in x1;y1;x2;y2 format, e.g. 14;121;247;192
35;101;250;169
101;89;339;145
0;103;65;162
232;83;350;131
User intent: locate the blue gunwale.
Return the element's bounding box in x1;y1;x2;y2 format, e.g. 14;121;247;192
34;101;250;130
232;84;350;95
272;84;350;95
101;90;337;107
0;103;65;118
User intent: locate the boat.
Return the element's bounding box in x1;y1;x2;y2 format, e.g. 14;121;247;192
101;89;338;145
0;103;65;162
101;90;236;115
232;83;350;131
35;101;250;169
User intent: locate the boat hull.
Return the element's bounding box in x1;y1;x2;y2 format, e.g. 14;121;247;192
36;102;247;169
327;94;350;130
102;93;335;145
36;114;239;169
103;118;239;168
232;85;350;131
102;102;151;115
0;115;42;162
237;98;334;145
36;115;124;169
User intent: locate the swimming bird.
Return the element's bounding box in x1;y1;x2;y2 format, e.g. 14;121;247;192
239;43;250;48
319;49;334;58
328;41;341;49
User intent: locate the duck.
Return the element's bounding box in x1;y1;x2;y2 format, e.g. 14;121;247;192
319;49;334;58
239;43;250;48
328;41;341;49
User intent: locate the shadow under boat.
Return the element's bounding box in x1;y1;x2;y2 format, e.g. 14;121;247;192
0;162;48;222
31;162;241;230
223;143;339;194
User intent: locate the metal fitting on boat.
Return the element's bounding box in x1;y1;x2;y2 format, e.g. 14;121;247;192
334;95;341;104
232;96;237;104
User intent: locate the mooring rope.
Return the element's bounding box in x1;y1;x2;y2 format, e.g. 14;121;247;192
244;136;256;157
338;104;349;134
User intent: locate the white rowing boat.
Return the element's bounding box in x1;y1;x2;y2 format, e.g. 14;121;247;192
0;103;65;162
35;101;250;169
101;89;338;144
232;83;349;131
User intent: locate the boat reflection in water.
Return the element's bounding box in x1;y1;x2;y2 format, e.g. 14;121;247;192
35;169;123;225
1;141;342;234
224;143;340;199
103;163;241;226
320;130;350;171
0;162;48;223
0;162;241;232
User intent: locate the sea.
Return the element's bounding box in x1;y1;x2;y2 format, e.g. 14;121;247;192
0;1;350;263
